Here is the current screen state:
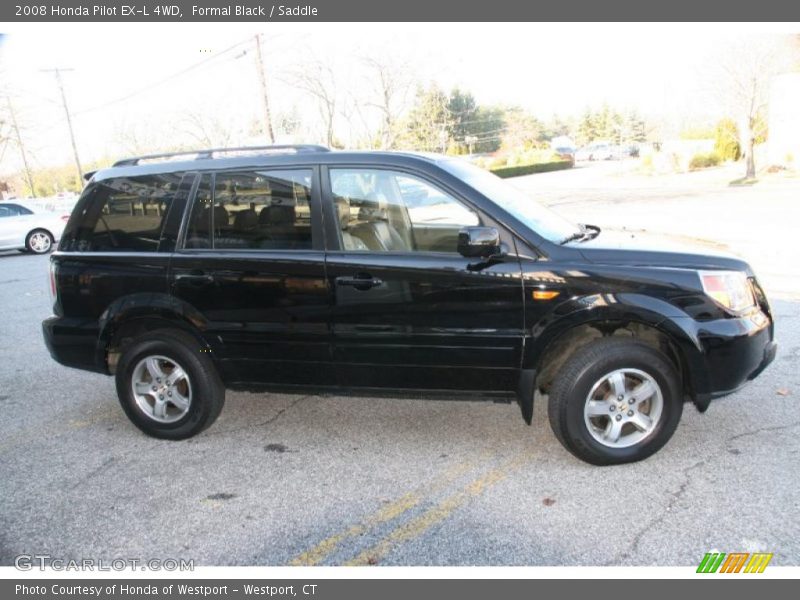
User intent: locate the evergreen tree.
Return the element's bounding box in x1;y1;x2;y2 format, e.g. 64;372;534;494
397;85;451;152
577;109;597;146
447;88;478;142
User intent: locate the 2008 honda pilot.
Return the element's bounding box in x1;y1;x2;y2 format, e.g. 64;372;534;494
42;145;777;465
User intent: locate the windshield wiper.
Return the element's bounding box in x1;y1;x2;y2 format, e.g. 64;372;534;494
583;224;601;240
560;224;601;245
560;225;587;245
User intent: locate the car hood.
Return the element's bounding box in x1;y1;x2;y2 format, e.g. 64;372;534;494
572;227;750;271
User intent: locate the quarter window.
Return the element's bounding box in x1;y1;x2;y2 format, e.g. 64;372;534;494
61;174;181;252
330;169;479;253
184;170;314;250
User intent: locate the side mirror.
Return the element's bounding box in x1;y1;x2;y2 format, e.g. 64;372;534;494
458;226;502;258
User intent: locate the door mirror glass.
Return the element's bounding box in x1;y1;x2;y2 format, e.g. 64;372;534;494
458;226;501;258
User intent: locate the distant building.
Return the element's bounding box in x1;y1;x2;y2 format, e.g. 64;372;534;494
768;73;800;168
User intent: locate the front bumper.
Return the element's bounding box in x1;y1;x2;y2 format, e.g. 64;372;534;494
676;307;777;411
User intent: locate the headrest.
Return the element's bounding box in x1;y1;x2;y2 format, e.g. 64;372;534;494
193;206;210;232
233;209;258;230
213;205;229;226
267;204;295;225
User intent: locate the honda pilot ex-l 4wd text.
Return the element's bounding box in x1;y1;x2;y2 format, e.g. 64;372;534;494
42;145;777;465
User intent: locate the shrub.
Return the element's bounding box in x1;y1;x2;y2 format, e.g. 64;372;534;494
490;160;573;178
688;152;722;171
714;118;741;161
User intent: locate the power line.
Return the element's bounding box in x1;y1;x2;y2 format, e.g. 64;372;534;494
5;86;62;106
71;37;253;117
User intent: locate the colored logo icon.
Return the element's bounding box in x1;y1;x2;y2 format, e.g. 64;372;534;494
697;552;773;573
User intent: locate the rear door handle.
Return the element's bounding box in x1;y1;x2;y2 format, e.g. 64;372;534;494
336;274;383;291
175;270;214;284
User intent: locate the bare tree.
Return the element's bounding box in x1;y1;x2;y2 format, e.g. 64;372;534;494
112;120;166;156
181;111;234;148
337;92;372;148
714;36;795;179
0;108;11;162
361;56;413;150
288;59;338;147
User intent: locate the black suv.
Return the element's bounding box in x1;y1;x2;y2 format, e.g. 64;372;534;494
42;145;776;465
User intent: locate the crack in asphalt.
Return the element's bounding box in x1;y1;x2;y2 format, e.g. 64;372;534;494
609;459;706;565
607;421;800;565
71;457;116;490
725;421;800;446
202;394;313;437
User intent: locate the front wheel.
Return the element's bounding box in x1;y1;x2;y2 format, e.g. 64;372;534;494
115;329;225;440
26;229;53;254
547;338;683;465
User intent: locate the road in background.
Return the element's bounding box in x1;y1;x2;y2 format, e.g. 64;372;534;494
512;161;800;298
1;164;798;566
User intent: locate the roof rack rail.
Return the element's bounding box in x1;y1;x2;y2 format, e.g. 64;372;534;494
112;144;330;167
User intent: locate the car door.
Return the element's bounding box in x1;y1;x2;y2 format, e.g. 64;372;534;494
0;203;26;248
322;166;525;393
169;167;334;388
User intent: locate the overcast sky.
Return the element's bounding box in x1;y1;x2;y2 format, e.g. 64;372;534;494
0;23;794;174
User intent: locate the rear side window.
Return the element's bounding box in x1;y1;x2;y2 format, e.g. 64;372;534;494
61;174;182;252
184;169;313;250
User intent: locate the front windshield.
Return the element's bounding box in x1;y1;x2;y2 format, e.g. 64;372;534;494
440;159;581;243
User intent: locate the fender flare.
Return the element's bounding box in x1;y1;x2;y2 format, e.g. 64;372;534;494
94;292;215;372
517;293;711;422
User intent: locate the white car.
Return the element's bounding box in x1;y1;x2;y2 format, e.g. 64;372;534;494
0;202;70;254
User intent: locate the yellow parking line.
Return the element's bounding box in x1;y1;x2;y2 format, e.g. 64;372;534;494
289;458;482;566
345;454;530;566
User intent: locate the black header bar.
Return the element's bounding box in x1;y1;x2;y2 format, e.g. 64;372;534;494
3;0;800;22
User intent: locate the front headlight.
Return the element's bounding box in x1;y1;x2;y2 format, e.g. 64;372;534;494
699;270;755;312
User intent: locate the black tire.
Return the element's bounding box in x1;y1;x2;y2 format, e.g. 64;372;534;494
547;337;682;465
25;229;54;254
115;329;225;440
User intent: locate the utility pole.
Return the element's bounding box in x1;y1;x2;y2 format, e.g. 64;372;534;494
253;34;276;144
5;96;36;197
465;135;477;155
42;68;83;186
439;129;448;154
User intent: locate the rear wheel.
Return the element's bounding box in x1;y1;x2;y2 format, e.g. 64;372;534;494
547;337;682;465
115;329;224;440
26;229;53;254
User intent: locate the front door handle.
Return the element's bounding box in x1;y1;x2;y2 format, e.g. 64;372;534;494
336;274;383;291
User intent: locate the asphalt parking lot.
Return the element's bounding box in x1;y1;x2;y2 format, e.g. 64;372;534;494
1;163;798;567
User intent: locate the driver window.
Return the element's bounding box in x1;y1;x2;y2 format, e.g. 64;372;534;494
330;169;479;253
